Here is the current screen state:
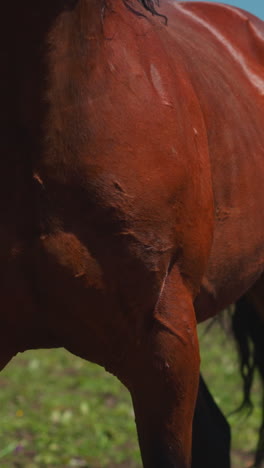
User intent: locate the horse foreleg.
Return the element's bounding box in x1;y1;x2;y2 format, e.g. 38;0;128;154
0;353;12;371
122;271;199;468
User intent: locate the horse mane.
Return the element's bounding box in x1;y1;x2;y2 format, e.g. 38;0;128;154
123;0;167;24
137;0;161;16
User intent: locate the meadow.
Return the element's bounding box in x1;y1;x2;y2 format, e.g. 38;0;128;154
0;316;262;468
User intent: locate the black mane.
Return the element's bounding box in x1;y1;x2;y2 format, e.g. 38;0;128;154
124;0;167;24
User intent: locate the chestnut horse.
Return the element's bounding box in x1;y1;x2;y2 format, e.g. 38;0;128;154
1;0;264;466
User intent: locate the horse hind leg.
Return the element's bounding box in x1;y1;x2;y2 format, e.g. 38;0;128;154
117;267;200;468
192;374;231;468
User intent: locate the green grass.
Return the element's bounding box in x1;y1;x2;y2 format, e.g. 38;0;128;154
0;318;262;467
0;350;140;468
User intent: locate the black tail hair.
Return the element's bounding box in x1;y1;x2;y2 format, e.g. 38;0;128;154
232;296;264;467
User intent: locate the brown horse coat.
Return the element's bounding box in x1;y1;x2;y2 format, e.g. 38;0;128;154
1;1;264;466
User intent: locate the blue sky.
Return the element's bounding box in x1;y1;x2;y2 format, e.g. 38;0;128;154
184;0;264;19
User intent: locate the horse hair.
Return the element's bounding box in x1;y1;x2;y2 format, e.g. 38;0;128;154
232;296;264;467
124;0;168;24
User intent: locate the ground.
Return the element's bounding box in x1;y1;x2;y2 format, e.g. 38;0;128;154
0;315;262;467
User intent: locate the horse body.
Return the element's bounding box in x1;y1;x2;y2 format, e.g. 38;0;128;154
156;1;264;320
175;3;264;319
1;1;264;466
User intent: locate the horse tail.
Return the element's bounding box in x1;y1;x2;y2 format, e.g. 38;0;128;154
232;294;264;467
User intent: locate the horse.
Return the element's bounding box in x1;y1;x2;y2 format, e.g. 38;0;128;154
192;374;231;468
1;0;264;466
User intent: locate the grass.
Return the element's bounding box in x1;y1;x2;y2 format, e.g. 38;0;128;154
0;349;140;468
0;317;262;467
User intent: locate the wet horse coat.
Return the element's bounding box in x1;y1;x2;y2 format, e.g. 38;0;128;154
1;1;264;467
